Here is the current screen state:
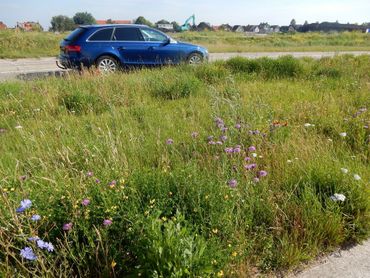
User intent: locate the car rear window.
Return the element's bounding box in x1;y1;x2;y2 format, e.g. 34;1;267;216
89;28;114;41
113;28;143;41
64;27;86;42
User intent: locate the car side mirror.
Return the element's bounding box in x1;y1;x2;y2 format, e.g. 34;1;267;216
162;38;171;46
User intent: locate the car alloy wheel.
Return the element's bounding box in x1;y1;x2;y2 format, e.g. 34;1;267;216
188;53;203;65
97;56;118;73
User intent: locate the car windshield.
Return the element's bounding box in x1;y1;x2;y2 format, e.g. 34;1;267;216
64;27;86;42
140;28;168;42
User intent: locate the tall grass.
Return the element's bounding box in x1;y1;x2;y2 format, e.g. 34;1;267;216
0;30;370;58
0;56;369;276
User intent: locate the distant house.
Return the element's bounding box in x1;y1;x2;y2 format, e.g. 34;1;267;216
232;25;245;32
218;24;232;32
197;22;212;31
16;22;43;31
96;20;132;24
0;21;7;29
270;25;280;33
157;23;174;31
245;25;260;34
280;25;295;33
258;23;272;34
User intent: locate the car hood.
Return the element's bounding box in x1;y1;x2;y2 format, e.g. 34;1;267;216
176;41;206;50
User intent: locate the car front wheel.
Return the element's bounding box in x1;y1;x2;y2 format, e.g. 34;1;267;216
187;53;203;65
96;56;119;73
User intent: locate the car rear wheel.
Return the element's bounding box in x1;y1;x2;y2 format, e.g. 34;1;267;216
187;53;203;65
96;56;119;73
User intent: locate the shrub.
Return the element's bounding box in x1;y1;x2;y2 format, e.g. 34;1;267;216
59;90;107;114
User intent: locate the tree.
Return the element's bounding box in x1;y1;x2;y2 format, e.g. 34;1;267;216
290;19;296;27
171;21;180;31
106;19;115;24
73;12;96;25
134;16;153;27
156;19;170;25
304;20;308;25
50;15;75;32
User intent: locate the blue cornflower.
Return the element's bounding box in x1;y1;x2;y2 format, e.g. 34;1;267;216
16;199;32;213
31;214;41;221
36;240;54;252
20;247;37;261
28;237;39;242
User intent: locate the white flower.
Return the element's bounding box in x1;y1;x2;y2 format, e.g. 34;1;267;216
304;123;314;127
341;168;349;174
354;174;361;181
15;125;23;129
328;138;333;142
339;132;347;137
251;153;257;158
287;160;292;163
330;193;346;202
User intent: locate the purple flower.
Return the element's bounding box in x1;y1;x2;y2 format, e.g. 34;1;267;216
233;147;241;153
19;175;27;181
191;132;199;138
224;147;234;154
166;138;174;145
81;199;90;206
108;180;117;188
244;157;251;162
207;136;214;141
28;237;39;242
220;135;228;142
228;179;237;188
258;170;268;177
217;123;225;129
63;222;73;231
221;127;228;133
20;247;37;261
208;141;216;145
30;215;41;222
16;199;32;213
103;219;113;226
235;123;242;129
248;146;256;152
95;178;101;184
253;177;260;183
245;164;257;170
86;171;93;177
36;240;54;252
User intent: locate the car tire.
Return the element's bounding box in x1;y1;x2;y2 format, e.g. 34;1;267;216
187;53;203;65
96;56;120;73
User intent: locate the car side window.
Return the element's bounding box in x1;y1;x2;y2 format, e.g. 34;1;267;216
89;28;113;41
113;28;143;41
140;28;168;42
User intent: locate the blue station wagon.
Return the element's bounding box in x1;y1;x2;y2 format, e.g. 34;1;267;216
57;24;209;72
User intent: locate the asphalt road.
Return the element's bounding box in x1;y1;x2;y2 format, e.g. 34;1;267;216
1;51;370;81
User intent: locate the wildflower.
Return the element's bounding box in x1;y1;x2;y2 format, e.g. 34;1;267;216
19;175;27;181
111;260;117;268
287;160;292;163
304;123;313;127
221;127;228;133
15;125;23;129
330;193;346;202
245;157;251;161
207;135;214;141
341;168;349;174
224;147;234;154
81;199;90;206
86;171;93;177
108;180;117;188
212;228;218;234
20;247;37;261
191;131;199;138
258;170;268;177
253;177;260;183
216;141;223;145
36;240;54;252
103;219;113;226
28;237;39;242
339;132;347;137
354;174;361;181
235;123;242;129
248;146;256;152
215;117;224;125
233;147;241;153
232;251;238;257
30;214;41;222
217;270;224;277
166;138;174;145
16;199;32;213
95;178;101;184
63;222;73;231
228;179;237;188
208;141;216;145
220;135;227;142
245;163;257;170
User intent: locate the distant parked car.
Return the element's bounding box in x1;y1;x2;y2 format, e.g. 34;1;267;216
57;24;209;72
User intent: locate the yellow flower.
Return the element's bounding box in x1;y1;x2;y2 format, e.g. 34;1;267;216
161;216;167;222
111;260;117;268
224;194;229;200
217;270;224;277
150;199;156;205
212;228;218;234
144;211;149;216
232;251;238;257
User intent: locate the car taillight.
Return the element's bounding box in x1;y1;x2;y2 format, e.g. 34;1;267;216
65;45;81;52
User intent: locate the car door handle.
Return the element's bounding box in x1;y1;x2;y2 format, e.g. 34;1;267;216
117;46;126;51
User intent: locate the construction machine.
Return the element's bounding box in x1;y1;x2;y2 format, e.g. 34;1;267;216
178;14;195;31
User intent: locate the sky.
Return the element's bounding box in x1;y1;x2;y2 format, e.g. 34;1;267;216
0;0;369;29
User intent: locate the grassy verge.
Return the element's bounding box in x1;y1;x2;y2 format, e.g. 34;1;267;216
0;56;369;276
0;30;370;58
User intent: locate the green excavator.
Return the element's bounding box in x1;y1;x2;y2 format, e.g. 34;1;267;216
178;14;195;31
